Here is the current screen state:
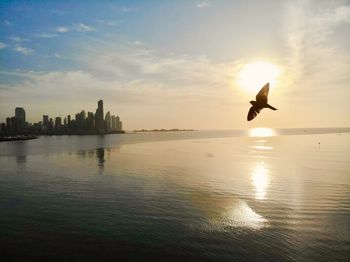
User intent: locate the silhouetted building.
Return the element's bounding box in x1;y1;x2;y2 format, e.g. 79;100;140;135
87;112;94;130
67;115;71;129
43;115;49;131
116;116;122;131
105;111;111;131
10;117;18;132
95;100;104;133
15;107;26;131
0;123;5;133
49;118;54;131
80;110;86;129
111;115;116;130
55;117;62;130
6;117;11;131
75;111;86;130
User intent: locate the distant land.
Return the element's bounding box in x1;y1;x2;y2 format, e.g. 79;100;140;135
133;128;197;132
0;134;38;142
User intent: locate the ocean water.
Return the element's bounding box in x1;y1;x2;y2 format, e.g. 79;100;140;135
0;128;349;261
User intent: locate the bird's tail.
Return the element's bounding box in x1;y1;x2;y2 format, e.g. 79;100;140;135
266;104;277;110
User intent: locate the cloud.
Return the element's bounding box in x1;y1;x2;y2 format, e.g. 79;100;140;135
14;45;33;55
97;19;123;27
133;40;143;45
56;23;96;33
74;23;96;32
78;40;233;89
9;36;29;42
0;42;7;49
107;21;122;26
35;33;58;38
121;6;135;13
56;26;69;33
54;53;64;59
285;0;350;89
196;1;210;9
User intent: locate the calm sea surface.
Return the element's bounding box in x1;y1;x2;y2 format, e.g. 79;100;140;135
1;128;349;261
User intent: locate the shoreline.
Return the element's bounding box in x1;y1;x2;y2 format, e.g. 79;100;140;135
0;130;125;142
0;135;38;142
133;129;197;132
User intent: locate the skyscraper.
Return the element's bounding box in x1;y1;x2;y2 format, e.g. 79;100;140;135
0;123;5;133
15;107;26;131
111;115;116;130
87;112;95;130
116;116;122;131
55;117;62;130
10;117;18;132
95;100;104;133
67;115;71;130
49;118;54;131
105;111;111;131
6;117;11;131
75;110;86;130
43;115;49;130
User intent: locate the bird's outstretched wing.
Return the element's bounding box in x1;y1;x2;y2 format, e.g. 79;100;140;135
247;107;260;121
256;82;269;104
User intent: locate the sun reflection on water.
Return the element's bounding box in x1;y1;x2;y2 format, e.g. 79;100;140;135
225;200;268;230
250;145;273;150
252;162;270;200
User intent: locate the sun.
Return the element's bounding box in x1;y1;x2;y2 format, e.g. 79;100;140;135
249;128;275;137
236;61;282;91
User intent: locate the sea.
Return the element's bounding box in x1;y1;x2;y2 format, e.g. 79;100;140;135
0;128;349;261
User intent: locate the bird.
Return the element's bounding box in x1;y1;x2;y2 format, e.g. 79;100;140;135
247;82;277;121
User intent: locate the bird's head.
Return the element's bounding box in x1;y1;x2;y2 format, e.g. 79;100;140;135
250;101;256;106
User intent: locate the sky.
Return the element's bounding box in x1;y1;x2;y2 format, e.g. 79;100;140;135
0;0;349;129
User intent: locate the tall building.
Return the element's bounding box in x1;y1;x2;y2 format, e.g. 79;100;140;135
55;117;62;130
111;115;116;130
10;117;18;132
95;100;104;133
0;123;5;133
87;112;94;130
75;110;86;130
43;115;49;130
49;118;54;131
6;117;11;131
105;111;111;131
67;115;71;129
80;110;86;129
116;116;122;131
15;107;26;131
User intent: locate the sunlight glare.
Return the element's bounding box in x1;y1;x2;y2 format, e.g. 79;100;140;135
249;128;275;137
237;61;282;91
226;200;268;230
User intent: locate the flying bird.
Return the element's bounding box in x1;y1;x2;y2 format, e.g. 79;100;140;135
247;83;277;121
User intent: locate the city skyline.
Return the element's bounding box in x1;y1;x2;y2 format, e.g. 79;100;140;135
1;1;350;129
1;99;123;135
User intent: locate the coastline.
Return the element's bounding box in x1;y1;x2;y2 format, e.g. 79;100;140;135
0;130;125;142
133;128;197;132
0;135;38;142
